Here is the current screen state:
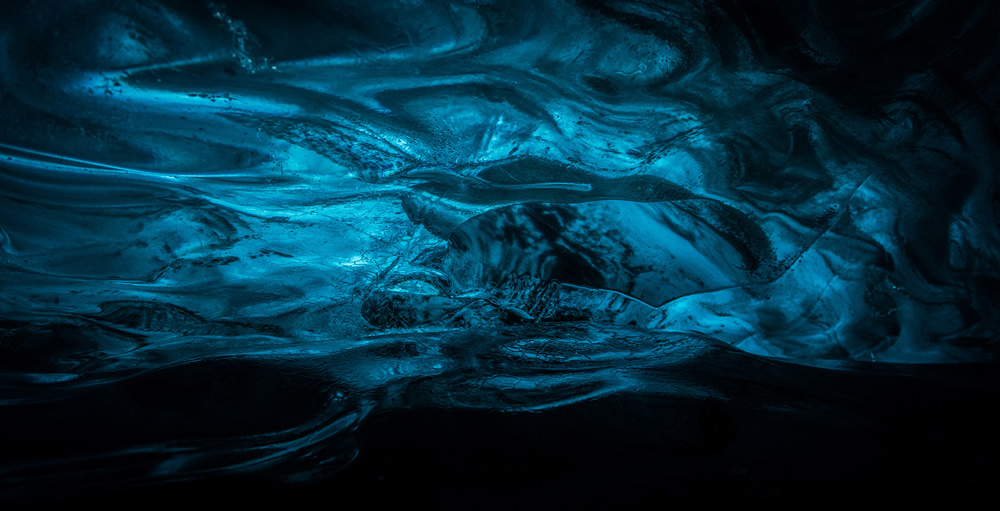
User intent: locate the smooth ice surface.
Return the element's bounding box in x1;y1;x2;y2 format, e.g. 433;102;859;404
1;0;998;499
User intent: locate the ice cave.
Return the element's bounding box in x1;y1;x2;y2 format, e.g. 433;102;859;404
1;0;998;506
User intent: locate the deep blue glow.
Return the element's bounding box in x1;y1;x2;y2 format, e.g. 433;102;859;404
1;0;998;503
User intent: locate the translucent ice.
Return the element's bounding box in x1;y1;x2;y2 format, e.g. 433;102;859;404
1;0;998;499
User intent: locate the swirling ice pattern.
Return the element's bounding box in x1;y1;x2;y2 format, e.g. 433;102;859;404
1;0;998;495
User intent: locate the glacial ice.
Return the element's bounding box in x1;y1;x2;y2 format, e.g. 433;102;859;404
0;0;998;502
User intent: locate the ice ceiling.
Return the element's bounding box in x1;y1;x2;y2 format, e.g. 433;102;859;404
1;0;998;500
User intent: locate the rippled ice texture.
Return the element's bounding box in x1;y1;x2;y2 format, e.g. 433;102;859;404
1;0;998;498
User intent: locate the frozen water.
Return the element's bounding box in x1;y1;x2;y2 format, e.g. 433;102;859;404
1;0;998;502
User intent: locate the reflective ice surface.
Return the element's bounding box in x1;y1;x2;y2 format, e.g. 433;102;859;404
1;0;998;501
